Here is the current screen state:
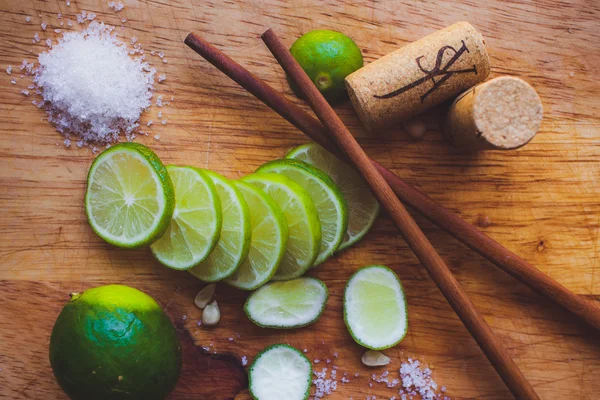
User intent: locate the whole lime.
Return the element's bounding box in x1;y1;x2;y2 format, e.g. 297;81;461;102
49;285;182;400
289;30;363;104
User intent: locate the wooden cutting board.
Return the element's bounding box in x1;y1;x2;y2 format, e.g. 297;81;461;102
1;1;599;399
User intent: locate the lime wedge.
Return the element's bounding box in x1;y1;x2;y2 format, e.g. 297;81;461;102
189;171;251;282
249;344;312;400
150;166;222;270
286;142;379;250
242;173;321;280
344;265;408;350
225;181;288;290
257;159;348;267
245;277;328;328
85;143;174;248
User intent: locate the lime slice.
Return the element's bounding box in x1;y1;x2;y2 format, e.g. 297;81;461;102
150;166;222;270
245;277;328;328
242;173;321;280
344;265;408;350
286;142;379;250
189;171;251;282
85;143;174;248
257;159;348;267
225;181;288;290
249;344;312;400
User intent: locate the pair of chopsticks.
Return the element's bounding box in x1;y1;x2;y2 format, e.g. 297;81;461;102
184;29;600;399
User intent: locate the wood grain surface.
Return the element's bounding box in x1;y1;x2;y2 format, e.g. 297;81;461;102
1;1;599;399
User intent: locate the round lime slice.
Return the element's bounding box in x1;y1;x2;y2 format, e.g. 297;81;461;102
245;277;328;328
189;171;251;282
150;166;222;270
344;265;408;350
286;142;379;250
85;143;174;248
225;181;288;290
257;159;348;267
242;173;321;280
249;344;312;400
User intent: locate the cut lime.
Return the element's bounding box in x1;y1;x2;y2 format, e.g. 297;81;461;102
150;166;222;270
249;344;312;400
242;173;321;280
286;142;379;250
344;265;408;350
189;171;251;282
225;181;288;290
245;277;328;328
85;143;174;248
257;159;348;267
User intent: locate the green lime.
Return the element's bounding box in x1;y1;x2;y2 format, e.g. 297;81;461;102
150;166;222;270
189;171;252;282
49;285;181;400
242;173;321;280
257;159;348;267
344;265;408;350
286;142;379;251
245;277;328;329
289;29;363;104
249;344;312;400
85;143;174;248
225;181;288;290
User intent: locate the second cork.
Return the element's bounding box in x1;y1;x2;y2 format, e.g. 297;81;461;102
345;21;490;132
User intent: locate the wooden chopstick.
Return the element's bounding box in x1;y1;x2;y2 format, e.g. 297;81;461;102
260;28;540;400
183;32;600;332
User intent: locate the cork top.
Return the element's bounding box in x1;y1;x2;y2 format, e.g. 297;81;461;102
474;77;543;149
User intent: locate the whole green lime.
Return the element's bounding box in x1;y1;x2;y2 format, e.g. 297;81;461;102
289;30;363;104
49;285;182;400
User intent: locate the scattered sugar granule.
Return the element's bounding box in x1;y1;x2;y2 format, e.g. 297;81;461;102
156;95;163;107
326;359;331;364
108;1;125;11
158;73;166;82
10;78;16;84
87;12;97;21
158;51;164;59
57;13;62;19
162;58;168;63
228;337;234;342
33;32;40;43
147;120;153;126
181;315;187;320
21;90;30;96
60;21;64;26
41;22;47;31
76;13;85;23
131;36;137;44
154;135;160;140
34;21;157;145
241;356;248;366
196;321;202;327
333;352;338;358
54;29;61;33
161;119;167;125
46;39;52;47
25;16;31;22
157;111;163;118
314;359;320;364
354;372;359;377
121;18;127;23
66;0;71;5
64;138;71;147
303;349;308;353
6;66;12;75
67;20;73;27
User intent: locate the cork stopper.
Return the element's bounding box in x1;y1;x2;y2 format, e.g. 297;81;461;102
345;22;490;132
445;76;543;150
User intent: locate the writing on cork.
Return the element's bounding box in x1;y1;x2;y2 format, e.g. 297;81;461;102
345;22;490;132
444;76;543;151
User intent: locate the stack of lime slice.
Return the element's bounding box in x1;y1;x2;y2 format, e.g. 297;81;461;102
85;141;380;289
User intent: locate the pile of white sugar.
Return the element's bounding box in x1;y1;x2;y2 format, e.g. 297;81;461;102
34;21;155;145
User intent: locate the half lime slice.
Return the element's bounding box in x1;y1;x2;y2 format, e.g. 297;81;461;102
242;173;321;280
85;143;174;248
249;344;312;400
150;166;222;270
189;171;251;282
225;181;288;290
286;142;379;250
344;265;408;350
257;159;348;267
245;277;328;328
